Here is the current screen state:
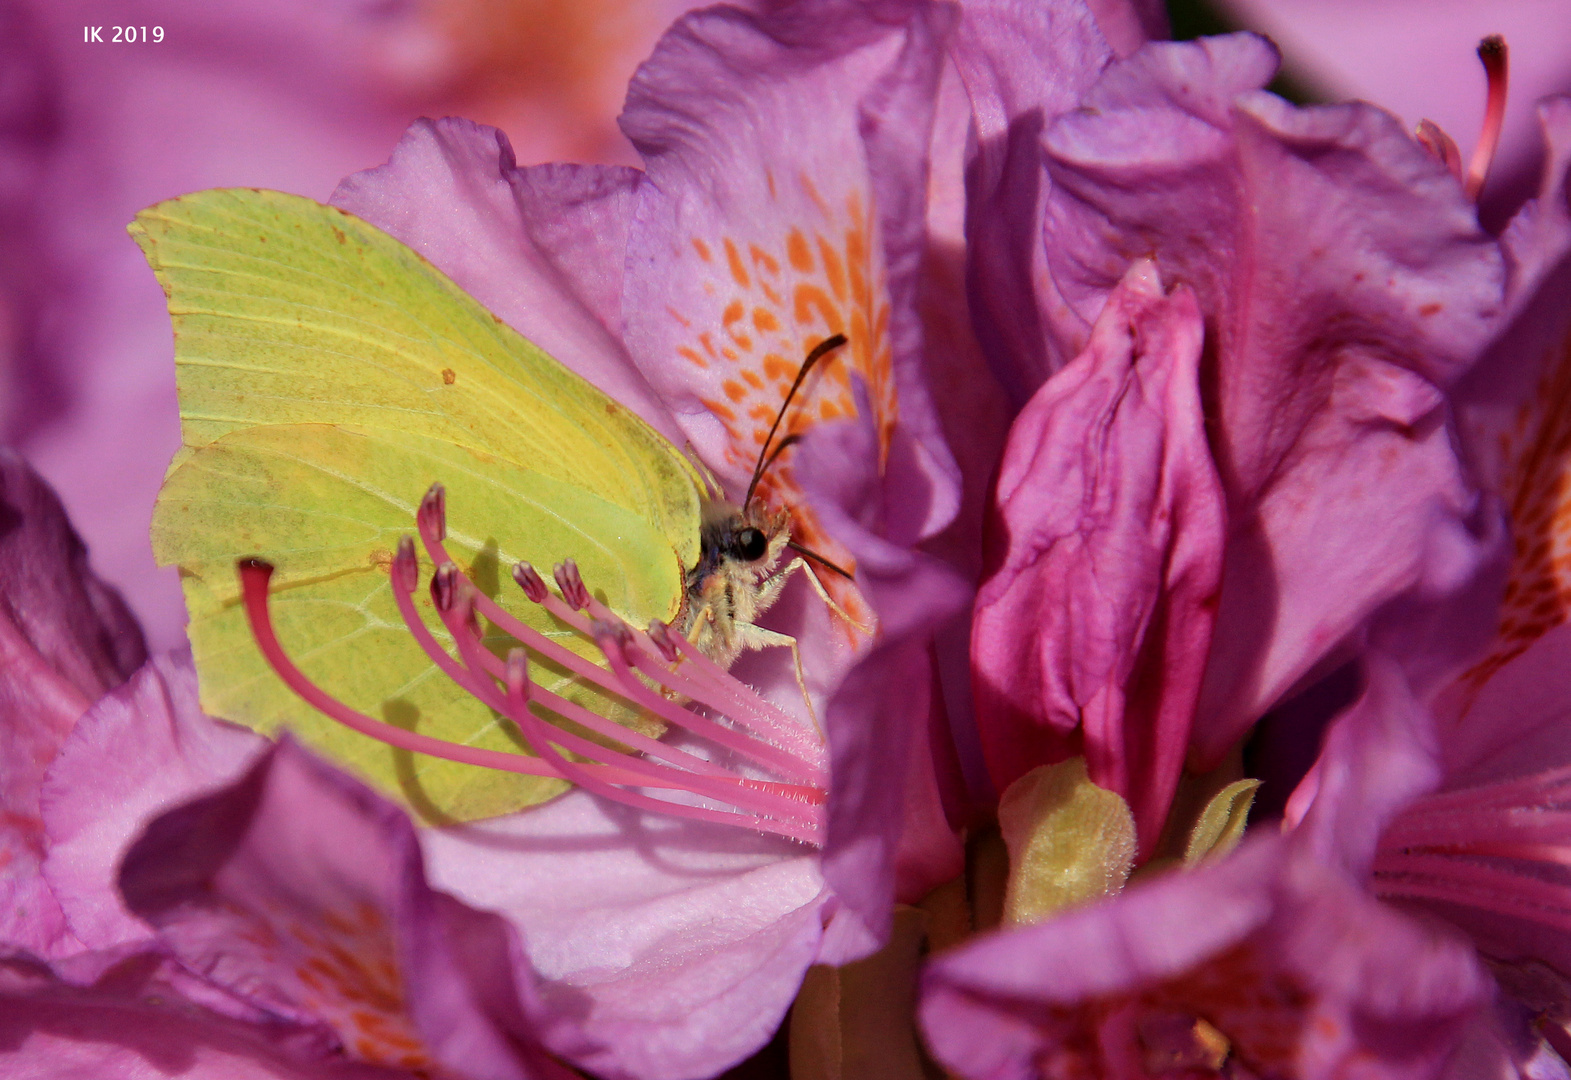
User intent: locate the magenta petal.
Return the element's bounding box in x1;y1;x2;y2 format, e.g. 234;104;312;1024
1084;0;1167;58
0;450;146;957
1498;98;1571;321
949;0;1112;401
330;117;683;442
119;737;572;1078
970;264;1225;856
41;652;264;951
1191;349;1493;766
1035;36;1517;751
797;396;971;962
920;837;1489;1080
1289;656;1444;876
419;791;826;1080
0;949;403;1080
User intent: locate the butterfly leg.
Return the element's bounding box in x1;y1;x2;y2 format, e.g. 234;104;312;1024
731;621;821;740
791;557;873;635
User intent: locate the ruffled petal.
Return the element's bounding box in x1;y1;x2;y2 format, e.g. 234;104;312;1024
621;0;960;631
119;738;572;1078
1041;36;1511;753
970;263;1225;856
921;836;1489;1080
949;0;1112;401
0;450;146;957
41;652;264;951
418;791;826;1080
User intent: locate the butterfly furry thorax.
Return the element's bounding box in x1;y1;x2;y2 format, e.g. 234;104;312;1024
681;498;794;670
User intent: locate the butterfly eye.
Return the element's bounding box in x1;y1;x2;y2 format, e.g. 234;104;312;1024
736;527;768;562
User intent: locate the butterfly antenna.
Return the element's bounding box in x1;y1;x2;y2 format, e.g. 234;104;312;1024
758;434;802;481
744;334;848;510
787;541;854;580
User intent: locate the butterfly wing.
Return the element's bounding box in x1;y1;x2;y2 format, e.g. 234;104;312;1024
133;188;702;822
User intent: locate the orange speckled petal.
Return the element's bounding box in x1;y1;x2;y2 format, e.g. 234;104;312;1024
118;738;576;1078
622;2;961;639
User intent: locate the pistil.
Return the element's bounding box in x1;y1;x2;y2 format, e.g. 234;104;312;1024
1464;35;1509;200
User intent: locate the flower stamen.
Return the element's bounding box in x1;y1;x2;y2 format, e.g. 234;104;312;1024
236;485;829;844
1373;764;1571;932
1465;35;1508;200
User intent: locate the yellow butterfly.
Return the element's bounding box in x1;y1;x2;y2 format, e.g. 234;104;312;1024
136;187;847;825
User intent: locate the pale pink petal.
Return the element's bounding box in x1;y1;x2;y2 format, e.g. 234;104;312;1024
120;738;573;1078
41;652;264;951
419;791;826;1080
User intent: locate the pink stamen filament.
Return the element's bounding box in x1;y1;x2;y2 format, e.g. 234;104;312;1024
390;559;736;783
1373;763;1571;932
238;560;651;789
1374;852;1571;932
429;586;821;830
1465;35;1508;200
414;493;826;782
237;484;831;845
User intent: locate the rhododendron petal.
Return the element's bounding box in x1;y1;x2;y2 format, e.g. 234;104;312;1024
621;0;959;545
798;397;970;962
0;950;400;1080
40;652;264;952
0;450;146;957
1084;0;1167;59
1438;623;1571;788
1035;34;1523;758
970;263;1224;855
1290;657;1444;875
120;738;571;1078
330;118;682;442
949;0;1112;400
418;792;827;1080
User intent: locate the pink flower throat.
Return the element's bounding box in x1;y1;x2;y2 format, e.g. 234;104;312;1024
237;483;828;845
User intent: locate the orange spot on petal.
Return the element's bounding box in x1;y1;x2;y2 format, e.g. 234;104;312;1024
787;229;814;273
817;236;847;303
724;238;750;288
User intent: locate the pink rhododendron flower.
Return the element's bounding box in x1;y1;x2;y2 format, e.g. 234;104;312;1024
6;2;978;1076
1279;264;1571;1075
955;0;1571;850
920;834;1491;1080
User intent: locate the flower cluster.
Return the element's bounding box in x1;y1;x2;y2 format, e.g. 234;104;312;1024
5;1;1571;1078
